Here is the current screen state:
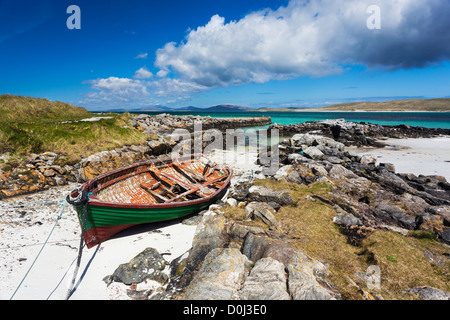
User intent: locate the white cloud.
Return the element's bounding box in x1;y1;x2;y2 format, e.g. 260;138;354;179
82;77;151;107
149;77;208;97
155;0;450;88
133;67;153;79
135;52;148;59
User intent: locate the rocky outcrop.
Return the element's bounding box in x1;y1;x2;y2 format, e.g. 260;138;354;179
403;286;450;300
239;257;290;300
270;119;450;147
259;131;450;245
131;114;272;135
182;248;252;300
0;152;78;199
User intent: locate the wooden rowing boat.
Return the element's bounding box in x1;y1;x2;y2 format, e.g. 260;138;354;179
67;154;232;248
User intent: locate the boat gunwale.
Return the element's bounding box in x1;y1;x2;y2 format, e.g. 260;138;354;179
79;154;233;209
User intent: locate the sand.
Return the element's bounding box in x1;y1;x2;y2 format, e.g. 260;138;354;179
348;136;450;181
0;182;198;300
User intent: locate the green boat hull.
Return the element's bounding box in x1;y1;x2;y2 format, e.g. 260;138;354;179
75;187;227;248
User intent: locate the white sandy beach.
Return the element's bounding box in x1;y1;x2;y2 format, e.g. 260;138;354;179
348;136;450;182
1;136;449;300
0;182;198;300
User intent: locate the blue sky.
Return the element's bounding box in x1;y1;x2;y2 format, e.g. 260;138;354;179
0;0;449;111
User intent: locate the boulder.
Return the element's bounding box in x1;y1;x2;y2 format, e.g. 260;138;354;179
241;234;329;278
287;263;337;300
245;201;279;227
239;257;290;300
183;248;252;300
333;213;363;227
375;203;416;229
437;227;450;244
379;163;396;173
302;146;324;160
185;212;227;279
360;154;377;165
329;164;358;180
247;186;294;206
404;286;450;300
226;198;238;207
286;164;316;185
108;248;168;286
274;165;294;180
230;172;254;200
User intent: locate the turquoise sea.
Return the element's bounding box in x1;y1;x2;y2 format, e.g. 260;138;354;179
134;111;450;129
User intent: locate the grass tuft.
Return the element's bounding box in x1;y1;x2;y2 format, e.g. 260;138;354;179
0;95;149;166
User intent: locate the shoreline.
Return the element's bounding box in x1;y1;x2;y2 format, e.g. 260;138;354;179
348;136;450;182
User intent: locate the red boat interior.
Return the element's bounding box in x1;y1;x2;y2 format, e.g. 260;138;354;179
88;157;230;205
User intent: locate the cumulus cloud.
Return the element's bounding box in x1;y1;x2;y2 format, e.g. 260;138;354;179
133;67;153;79
82;77;151;107
148;78;208;97
155;0;450;88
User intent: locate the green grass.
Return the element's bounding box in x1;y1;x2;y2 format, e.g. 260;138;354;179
0;94;92;122
245;178;450;300
0;94;149;167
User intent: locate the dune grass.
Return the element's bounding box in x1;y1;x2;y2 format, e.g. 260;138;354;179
0;94;149;167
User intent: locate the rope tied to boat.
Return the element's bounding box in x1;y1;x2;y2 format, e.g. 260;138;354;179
65;188;90;299
66;188;89;207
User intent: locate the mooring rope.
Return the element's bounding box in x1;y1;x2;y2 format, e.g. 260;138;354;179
9;197;67;300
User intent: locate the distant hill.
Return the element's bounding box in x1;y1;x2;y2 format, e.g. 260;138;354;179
132;104;252;113
201;104;251;112
310;98;450;112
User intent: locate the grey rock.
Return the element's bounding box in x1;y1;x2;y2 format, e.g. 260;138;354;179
227;223;266;241
247;186;294;206
379;163;396;173
329;164;358;179
360;154;377;165
287;153;310;164
438;227;450;244
239;257;290;300
333;213;363;227
226;198;238;207
241;233;272;263
287;263;337;300
185;213;227;278
245;201;279;227
230;172;254;200
375;203;416;229
241;234;329;279
302;146;324;160
274;165;294;180
183;248;252;300
404;286;450;300
110;248;168;285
